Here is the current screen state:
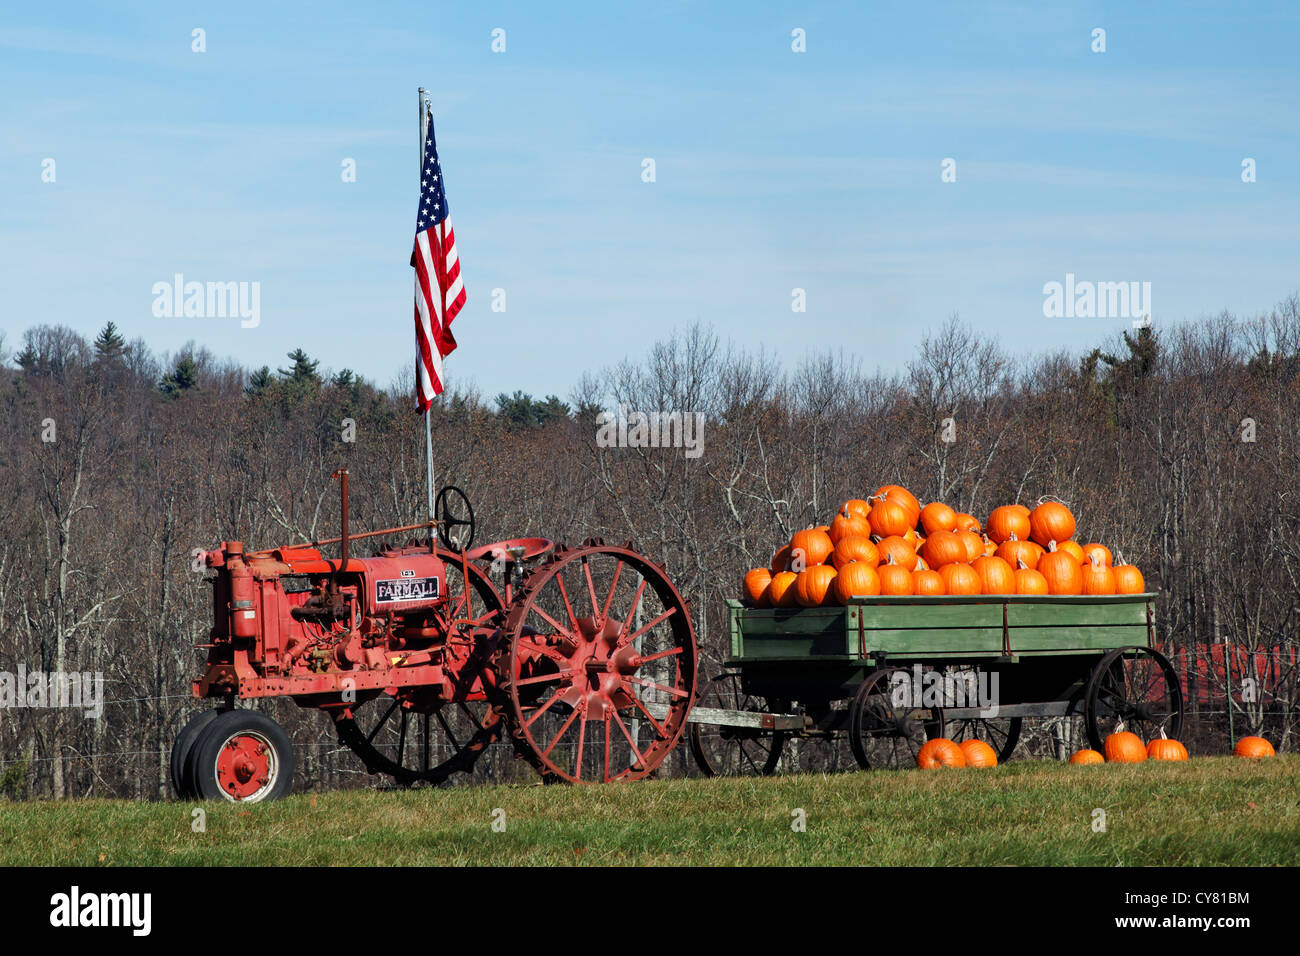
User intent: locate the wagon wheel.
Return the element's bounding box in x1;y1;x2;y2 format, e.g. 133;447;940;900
1084;645;1183;751
848;667;941;770
688;672;787;776
934;667;1021;763
334;547;505;786
492;541;698;783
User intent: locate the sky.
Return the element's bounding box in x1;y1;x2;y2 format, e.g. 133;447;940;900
3;2;1298;400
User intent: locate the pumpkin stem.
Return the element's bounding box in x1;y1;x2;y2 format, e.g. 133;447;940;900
1016;558;1029;570
1048;540;1058;552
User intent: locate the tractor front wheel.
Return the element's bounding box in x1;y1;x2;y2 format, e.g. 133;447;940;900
187;710;295;803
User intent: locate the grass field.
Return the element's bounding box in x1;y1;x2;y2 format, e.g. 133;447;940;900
1;757;1297;866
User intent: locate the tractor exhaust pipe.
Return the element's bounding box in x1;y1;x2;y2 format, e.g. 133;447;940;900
333;469;349;573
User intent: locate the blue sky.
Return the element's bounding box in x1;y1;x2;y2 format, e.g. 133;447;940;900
3;2;1297;399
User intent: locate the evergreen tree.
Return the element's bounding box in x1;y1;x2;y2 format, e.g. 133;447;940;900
158;355;200;397
94;322;126;363
278;349;320;385
245;366;274;396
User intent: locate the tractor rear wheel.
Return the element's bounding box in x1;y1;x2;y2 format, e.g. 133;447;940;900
187;710;295;803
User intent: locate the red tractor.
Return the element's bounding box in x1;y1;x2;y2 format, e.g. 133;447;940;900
171;473;698;801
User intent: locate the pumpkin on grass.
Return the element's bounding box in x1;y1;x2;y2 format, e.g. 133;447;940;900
940;562;981;595
987;505;1031;544
1029;501;1076;547
1069;749;1104;765
1103;730;1148;763
1233;736;1275;758
913;568;946;595
959;739;998;768
789;528;834;569
920;501;958;535
742;568;772;606
832;535;879;570
767;571;799;608
1038;550;1084;595
1146;730;1188;761
916;738;967;769
833;561;880;603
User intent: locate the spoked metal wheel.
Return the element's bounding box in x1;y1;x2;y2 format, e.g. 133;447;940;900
934;667;1021;763
493;540;698;783
334;545;506;786
1084;645;1183;751
848;667;942;770
688;673;787;776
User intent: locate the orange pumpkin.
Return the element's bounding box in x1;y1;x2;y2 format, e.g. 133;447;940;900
921;530;967;569
842;498;872;520
832;535;879;570
1233;736;1275;758
795;565;838;607
957;530;984;563
1080;543;1113;567
867;499;912;538
767;571;799;607
987;505;1031;544
919;502;958;535
874;485;921;525
972;555;1015;595
1013;564;1049;595
876;536;918;571
1103;730;1148;763
1147;734;1188;761
913;568;946;595
958;739;998;768
770;544;792;575
743;568;772;606
996;535;1040;570
939;562;981;595
953;513;981;534
1038;551;1083;595
789;528;834;568
1113;562;1145;594
917;738;967;769
833;562;880;603
1069;749;1104;765
1054;539;1086;563
1029;501;1076;547
829;510;872;545
1081;557;1117;595
878;561;915;595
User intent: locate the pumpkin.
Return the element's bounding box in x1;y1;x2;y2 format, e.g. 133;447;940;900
1080;543;1113;567
1053;539;1086;563
867;498;912;538
987;505;1031;544
1028;501;1076;547
878;560;915;595
953;513;981;534
913;568;946;595
1146;731;1188;761
919;502;958;535
1113;562;1145;594
901;527;921;548
829;510;872;545
1233;736;1275;758
833;561;880;603
916;738;967;769
1069;749;1104;765
1081;556;1117;595
767;571;799;607
770;544;792;575
921;530;967;569
957;530;985;563
1013;563;1049;595
743;568;772;606
940;562;981;596
972;555;1015;595
1038;551;1083;595
981;535;997;557
913;533;927;552
842;498;872;520
789;528;834;569
874;485;921;525
877;536;918;571
996;534;1040;570
832;535;879;570
959;739;998;768
795;565;838;607
1103;730;1148;763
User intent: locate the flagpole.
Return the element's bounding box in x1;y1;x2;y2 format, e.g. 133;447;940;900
419;87;436;527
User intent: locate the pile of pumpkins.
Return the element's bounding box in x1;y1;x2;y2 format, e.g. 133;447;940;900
1069;732;1276;765
742;485;1146;606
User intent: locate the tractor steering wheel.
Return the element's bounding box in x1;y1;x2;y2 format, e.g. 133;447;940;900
435;485;475;552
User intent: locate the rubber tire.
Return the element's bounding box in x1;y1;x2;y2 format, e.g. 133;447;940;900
170;710;220;799
188;710;295;803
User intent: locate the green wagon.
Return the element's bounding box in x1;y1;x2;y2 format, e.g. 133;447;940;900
687;593;1184;774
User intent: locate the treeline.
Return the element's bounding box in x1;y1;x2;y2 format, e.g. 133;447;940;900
1;297;1298;798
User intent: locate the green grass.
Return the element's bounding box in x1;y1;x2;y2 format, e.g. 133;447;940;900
1;757;1297;866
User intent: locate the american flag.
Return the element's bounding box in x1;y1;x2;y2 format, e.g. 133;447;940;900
411;111;465;411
